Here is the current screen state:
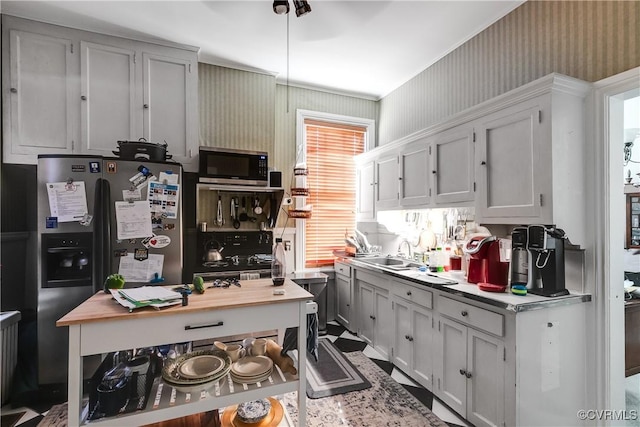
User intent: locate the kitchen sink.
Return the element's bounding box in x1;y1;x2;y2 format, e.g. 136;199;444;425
360;257;422;270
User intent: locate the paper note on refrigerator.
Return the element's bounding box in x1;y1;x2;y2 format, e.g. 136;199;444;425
46;181;88;222
115;200;153;240
147;181;180;219
117;253;164;282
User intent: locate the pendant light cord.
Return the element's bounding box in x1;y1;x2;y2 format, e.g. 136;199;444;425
286;11;290;113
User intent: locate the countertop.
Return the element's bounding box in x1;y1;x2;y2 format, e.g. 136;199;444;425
57;278;313;327
340;256;591;313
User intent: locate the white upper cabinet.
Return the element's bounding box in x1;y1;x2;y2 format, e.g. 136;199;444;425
475;102;543;220
375;150;400;209
81;41;137;156
473;75;590;244
356;159;376;221
433;125;474;205
3;29;78;162
142;52;198;167
399;138;431;207
2;16;199;170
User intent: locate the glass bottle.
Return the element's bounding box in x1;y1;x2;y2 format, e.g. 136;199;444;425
435;247;444;272
271;238;286;286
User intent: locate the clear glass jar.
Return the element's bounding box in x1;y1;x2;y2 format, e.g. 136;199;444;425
271;238;286;286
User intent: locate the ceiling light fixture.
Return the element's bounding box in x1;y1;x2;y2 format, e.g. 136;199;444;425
272;0;289;15
293;0;312;17
273;1;311;17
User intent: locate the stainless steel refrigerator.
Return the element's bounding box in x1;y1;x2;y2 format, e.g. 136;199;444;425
36;155;183;385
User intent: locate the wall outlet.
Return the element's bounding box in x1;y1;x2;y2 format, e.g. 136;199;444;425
284;240;291;251
282;198;293;206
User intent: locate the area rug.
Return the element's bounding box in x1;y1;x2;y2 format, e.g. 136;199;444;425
37;403;67;427
302;338;371;399
283;351;448;427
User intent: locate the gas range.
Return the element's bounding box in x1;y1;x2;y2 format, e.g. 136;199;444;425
194;231;274;280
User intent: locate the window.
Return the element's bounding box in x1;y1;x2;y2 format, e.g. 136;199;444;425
295;110;375;269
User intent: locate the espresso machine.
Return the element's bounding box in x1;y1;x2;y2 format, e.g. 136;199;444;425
527;225;569;297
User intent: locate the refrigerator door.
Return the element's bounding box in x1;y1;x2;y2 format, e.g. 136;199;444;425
36;155;103;385
101;158;183;286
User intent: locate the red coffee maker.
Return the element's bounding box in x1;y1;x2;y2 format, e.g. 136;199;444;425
463;235;509;286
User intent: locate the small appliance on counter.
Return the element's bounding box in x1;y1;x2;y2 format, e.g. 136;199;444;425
463;235;509;288
510;227;529;287
527;224;569;297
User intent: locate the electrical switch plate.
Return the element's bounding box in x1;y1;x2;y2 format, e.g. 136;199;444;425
282;198;293;205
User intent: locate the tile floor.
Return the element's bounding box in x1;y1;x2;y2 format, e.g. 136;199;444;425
0;321;469;427
7;321;638;427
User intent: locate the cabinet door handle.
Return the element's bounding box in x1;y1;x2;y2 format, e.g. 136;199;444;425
461;310;468;317
408;336;414;342
481;161;486;166
432;170;437;174
184;321;224;330
370;315;376;320
81;95;87;101
406;291;412;296
10;88;18;93
144;104;149;109
465;371;472;378
459;369;466;376
405;334;410;340
346;304;350;307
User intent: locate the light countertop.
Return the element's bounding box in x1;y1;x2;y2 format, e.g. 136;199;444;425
342;257;591;313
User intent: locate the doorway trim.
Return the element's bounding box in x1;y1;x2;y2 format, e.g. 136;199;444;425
591;67;640;417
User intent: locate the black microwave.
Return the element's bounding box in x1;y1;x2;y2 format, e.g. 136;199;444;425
198;147;268;186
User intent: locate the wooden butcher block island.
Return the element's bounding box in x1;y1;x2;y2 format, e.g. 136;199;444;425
57;278;315;427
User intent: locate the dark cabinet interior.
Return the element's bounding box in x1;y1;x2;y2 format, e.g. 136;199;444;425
626;193;640;249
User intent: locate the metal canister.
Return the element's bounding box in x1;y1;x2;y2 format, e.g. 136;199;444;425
199;222;207;232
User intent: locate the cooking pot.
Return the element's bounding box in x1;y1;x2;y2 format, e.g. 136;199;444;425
203;240;224;262
112;138;172;161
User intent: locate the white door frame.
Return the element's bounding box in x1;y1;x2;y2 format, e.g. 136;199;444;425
591;67;639;421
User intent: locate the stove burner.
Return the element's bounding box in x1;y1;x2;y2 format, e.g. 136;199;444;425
203;261;229;268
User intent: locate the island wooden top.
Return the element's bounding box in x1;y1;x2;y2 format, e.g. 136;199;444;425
57;278;313;327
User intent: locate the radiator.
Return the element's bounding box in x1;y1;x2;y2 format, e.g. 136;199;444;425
1;311;21;404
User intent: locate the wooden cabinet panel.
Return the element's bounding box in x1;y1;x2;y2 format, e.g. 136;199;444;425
5;29;76;162
626;193;640;249
81;41;136;155
399;139;431;207
357;160;375;220
433;126;474;204
476;105;541;219
625;299;640;377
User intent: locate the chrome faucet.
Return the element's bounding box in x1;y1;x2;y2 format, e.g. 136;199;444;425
397;239;412;259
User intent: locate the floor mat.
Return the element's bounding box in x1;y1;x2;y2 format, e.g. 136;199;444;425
302;338;371;399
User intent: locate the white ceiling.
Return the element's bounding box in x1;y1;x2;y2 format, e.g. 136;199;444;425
1;0;524;99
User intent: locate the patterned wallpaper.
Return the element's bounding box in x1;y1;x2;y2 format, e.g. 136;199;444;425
198;63;276;154
379;0;640;145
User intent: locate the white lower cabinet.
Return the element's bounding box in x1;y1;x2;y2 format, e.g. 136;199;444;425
392;295;433;389
435;316;505;427
335;261;353;330
355;270;392;359
349;264;589;427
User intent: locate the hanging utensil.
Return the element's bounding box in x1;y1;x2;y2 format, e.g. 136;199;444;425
231;198;240;230
232;197;240;229
253;196;262;215
215;196;224;227
239;197;249;222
